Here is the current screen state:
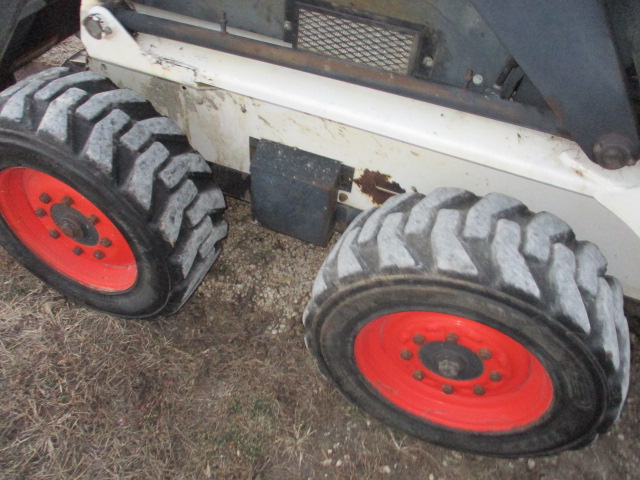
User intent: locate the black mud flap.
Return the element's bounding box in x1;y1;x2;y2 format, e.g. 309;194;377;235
250;140;345;246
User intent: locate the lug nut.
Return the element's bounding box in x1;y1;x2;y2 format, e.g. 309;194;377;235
473;385;486;396
87;215;99;225
445;332;458;344
94;250;105;260
489;371;502;382
39;193;52;204
34;208;46;218
413;333;425;345
61;196;73;207
400;349;413;360
100;238;112;248
412;370;425;381
49;229;60;239
478;348;492;360
442;384;454;395
73;246;83;256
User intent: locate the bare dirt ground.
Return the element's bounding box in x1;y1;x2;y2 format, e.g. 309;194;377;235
1;38;639;480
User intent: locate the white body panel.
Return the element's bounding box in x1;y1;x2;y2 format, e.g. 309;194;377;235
80;2;640;298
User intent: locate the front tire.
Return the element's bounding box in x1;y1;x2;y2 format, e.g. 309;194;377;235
0;68;227;317
303;189;630;457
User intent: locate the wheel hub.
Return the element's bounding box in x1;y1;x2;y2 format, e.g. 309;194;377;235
353;310;554;431
419;341;484;380
0;167;137;291
51;203;99;245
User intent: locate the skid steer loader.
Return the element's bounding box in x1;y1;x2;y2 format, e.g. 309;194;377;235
0;0;637;457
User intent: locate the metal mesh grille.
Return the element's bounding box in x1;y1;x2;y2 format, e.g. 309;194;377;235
296;7;417;75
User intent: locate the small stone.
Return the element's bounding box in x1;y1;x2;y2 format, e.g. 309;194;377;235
335;459;343;467
429;474;435;480
382;465;391;474
527;459;535;471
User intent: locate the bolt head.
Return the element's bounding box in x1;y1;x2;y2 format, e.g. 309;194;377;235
472;74;484;85
438;359;461;379
413;333;425;345
400;349;413;360
478;348;492;360
442;384;454;395
445;332;458;344
59;218;84;241
83;14;112;40
412;370;425;381
593;133;635;169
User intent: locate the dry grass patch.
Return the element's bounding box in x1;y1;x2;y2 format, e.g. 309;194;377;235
0;256;201;479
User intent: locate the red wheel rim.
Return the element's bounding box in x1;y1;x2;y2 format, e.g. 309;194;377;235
354;311;553;431
0;167;137;292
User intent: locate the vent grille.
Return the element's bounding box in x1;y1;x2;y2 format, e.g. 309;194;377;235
296;6;419;75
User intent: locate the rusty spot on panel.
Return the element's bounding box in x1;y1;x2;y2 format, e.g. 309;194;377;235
355;169;406;205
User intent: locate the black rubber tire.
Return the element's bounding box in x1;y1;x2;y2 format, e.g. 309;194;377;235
0;68;227;318
303;189;630;457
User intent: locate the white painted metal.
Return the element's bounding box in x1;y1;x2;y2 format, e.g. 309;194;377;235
80;1;640;298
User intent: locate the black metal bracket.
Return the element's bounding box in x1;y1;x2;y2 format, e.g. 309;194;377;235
470;0;640;169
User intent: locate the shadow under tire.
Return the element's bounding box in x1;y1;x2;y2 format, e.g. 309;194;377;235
0;68;227;318
303;189;630;457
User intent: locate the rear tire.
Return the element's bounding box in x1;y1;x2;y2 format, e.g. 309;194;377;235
0;68;227;317
303;189;630;457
